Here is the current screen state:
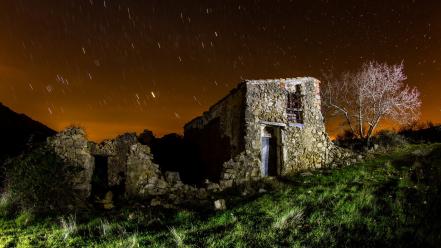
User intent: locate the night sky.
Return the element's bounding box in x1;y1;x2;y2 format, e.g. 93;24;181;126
1;0;440;141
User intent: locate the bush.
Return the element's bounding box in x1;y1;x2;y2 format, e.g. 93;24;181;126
399;123;441;143
4;145;75;214
369;130;408;149
335;130;408;152
334;130;365;151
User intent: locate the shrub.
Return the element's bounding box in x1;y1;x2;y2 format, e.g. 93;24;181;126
335;130;408;152
400;123;441;143
334;131;365;151
4;145;75;214
370;130;408;149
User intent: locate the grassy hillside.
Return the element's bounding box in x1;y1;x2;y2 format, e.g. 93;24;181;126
1;143;441;247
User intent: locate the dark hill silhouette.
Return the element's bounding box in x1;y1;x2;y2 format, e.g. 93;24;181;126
0;103;56;159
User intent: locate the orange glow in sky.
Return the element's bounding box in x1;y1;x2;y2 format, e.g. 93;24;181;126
1;1;440;141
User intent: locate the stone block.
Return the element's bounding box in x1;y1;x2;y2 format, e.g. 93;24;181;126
150;198;161;207
220;180;233;189
165;171;181;185
214;199;226;211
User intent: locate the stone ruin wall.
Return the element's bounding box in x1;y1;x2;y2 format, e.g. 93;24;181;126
46;128;94;202
184;84;247;182
47;127;220;207
184;83;246;156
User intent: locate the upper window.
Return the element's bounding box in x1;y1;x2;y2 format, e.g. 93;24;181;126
287;85;304;124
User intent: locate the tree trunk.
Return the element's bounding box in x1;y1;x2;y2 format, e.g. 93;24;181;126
358;94;363;139
365;115;382;147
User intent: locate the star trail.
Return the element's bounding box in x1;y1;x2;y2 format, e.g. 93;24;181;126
0;0;440;140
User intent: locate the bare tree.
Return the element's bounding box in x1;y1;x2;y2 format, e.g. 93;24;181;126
321;61;421;143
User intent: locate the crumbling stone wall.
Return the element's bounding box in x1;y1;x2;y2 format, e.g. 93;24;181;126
47;127;94;201
91;133;139;192
48;128;165;203
47;127;215;206
184;84;246;182
126;143;165;196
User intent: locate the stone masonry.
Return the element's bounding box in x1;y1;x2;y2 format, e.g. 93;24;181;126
47;127;216;206
46;77;351;207
185;77;344;187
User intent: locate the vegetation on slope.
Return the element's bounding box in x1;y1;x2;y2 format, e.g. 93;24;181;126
1;143;441;247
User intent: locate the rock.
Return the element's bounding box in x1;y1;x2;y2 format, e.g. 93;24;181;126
214;199;226;211
220;180;233;189
197;188;208;199
168;194;177;200
206;183;220;192
150;198;161;207
156;179;169;189
258;188;267;193
165;171;181;185
102;191;114;210
412;149;432;157
128;213;136;220
222;172;231;180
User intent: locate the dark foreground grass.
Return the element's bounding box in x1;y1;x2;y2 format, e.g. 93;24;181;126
1;143;441;247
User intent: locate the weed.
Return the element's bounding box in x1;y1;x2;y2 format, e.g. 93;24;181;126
99;218;112;237
169;226;186;247
60;214;77;240
273;206;304;230
0;192;13;218
15;210;34;227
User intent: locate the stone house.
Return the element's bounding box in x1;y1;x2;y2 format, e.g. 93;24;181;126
46;77;342;206
184;77;335;187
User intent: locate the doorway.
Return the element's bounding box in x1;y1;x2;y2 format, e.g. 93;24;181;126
261;126;281;176
91;155;109;201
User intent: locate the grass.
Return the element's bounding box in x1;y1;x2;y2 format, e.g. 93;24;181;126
1;143;441;247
